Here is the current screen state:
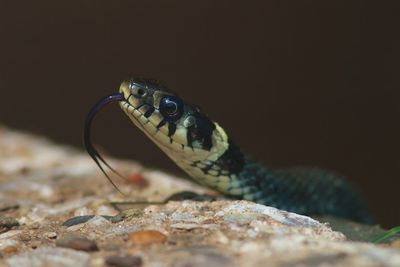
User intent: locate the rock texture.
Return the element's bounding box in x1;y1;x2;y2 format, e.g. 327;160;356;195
0;126;399;267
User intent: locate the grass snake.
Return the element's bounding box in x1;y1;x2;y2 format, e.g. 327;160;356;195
84;78;374;224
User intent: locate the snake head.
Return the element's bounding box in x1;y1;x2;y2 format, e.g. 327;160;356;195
119;78;229;163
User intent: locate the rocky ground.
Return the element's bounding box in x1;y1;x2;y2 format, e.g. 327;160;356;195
0;126;399;267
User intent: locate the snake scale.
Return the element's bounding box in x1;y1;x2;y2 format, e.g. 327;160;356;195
84;78;374;224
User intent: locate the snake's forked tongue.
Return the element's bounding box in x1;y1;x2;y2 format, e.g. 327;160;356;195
84;93;126;193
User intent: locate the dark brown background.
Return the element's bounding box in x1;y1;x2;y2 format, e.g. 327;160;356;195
1;1;399;227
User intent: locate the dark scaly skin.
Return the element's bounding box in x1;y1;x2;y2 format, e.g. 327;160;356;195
197;137;374;224
105;78;374;224
228;150;373;223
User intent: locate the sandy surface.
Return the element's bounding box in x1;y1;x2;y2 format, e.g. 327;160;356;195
0;126;399;267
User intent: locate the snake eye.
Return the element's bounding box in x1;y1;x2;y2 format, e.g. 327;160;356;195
160;96;184;121
162;99;177;114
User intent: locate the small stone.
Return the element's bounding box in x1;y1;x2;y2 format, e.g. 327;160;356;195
6;247;90;267
46;232;57;239
0;230;22;240
62;215;95;227
30;241;42;249
56;234;98;252
74;207;91;216
1;245;18;255
109;213;126;223
0;216;19;232
27;208;47;224
127;172;148;188
96;205;118;216
28;222;41;230
65;223;84;232
63;215;115;227
86;215;111;228
105;255;143;267
128;230;167;246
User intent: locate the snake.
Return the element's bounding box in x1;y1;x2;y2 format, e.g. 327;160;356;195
84;78;374;224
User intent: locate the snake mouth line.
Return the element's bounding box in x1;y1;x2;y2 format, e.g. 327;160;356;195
120;96;161;134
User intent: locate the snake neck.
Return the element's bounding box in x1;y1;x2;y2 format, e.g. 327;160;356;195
174;128;266;199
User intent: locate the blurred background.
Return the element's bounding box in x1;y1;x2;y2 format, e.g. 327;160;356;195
0;1;399;227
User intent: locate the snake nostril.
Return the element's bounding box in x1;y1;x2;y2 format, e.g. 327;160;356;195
136;88;146;97
133;87;147;98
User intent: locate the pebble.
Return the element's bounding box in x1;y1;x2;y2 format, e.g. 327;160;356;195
62;215;114;227
27;208;47;224
105;255;143;267
0;230;22;240
128;230;167;246
65;223;84;232
127;172;148;188
56;234;98;252
46;232;57;239
96;205;119;216
1;245;18;255
6;247;90;267
0;216;19;232
86;215;111;228
218;202;322;228
62;215;95;227
74;207;92;216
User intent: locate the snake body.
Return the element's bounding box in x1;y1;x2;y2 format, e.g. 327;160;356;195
116;78;373;223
